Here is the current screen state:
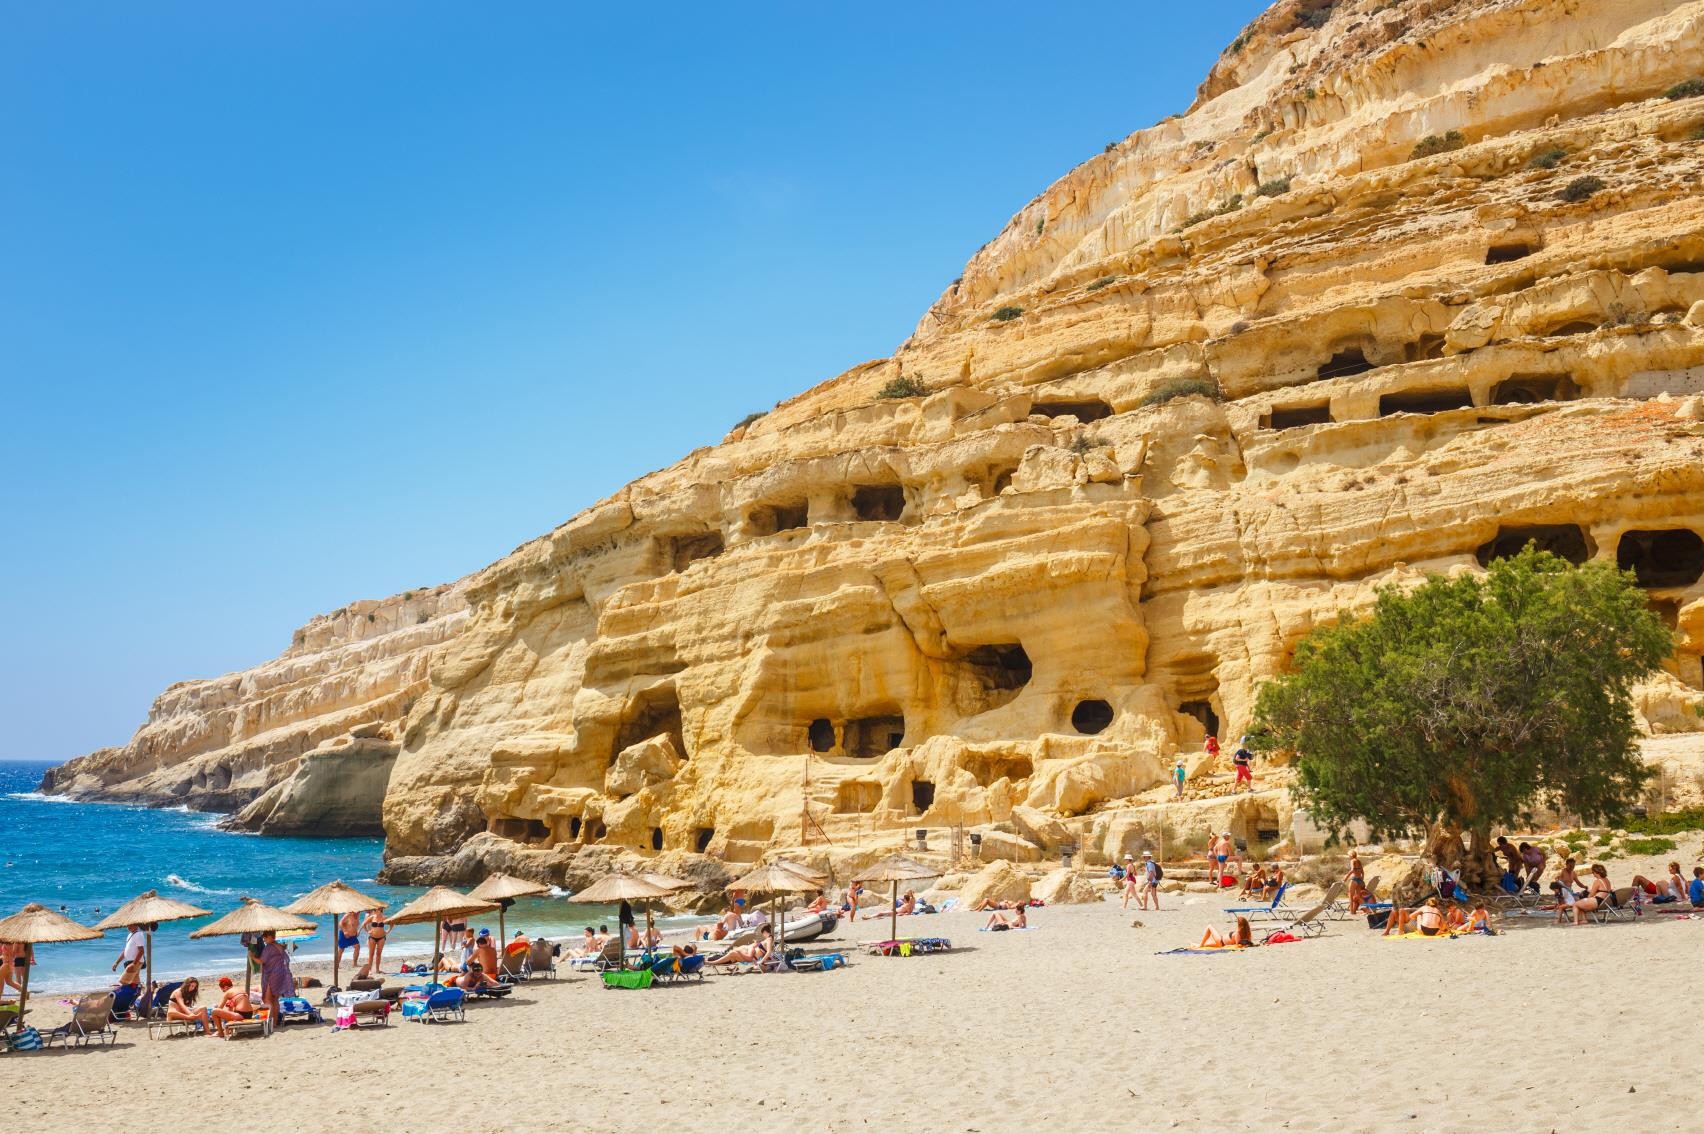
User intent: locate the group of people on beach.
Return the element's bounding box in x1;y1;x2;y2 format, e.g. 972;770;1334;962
148;927;298;1036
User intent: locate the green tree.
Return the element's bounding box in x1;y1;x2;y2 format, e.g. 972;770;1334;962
1251;547;1670;884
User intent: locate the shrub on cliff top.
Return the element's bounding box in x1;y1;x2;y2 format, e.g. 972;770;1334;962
1140;378;1221;407
1086;276;1117;291
1252;546;1669;882
1409;130;1466;160
1665;79;1704;100
991;305;1024;322
1255;177;1291;197
1526;147;1568;170
1560;175;1605;203
734;411;766;430
877;375;930;400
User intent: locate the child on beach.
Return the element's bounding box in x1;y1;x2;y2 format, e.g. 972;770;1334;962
1173;759;1186;799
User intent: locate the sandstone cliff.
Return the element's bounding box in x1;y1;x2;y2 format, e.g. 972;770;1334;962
42;584;467;831
47;0;1704;869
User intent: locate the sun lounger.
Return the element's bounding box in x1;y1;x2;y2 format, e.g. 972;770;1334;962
567;938;624;973
526;939;557;980
44;993;117;1048
223;1010;271;1040
1266;893;1333;940
278;996;322;1025
421;987;465;1023
1223;882;1290;919
787;952;847;972
350;999;392;1027
148;1017;207;1040
468;982;514;999
648;953;707;983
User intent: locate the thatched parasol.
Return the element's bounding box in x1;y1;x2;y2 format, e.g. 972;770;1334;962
0;904;102;1034
189;898;314;997
567;872;677;960
468;873;552;946
282;880;386;989
95;890;211;1019
853;854;941;945
387;887;499;978
726;862;819;963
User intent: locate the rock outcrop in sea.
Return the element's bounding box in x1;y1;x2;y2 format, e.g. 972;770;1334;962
45;0;1704;871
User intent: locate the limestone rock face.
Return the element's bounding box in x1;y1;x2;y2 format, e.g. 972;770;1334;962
1034;868;1105;905
43;0;1704;869
225;736;398;837
42;584;467;814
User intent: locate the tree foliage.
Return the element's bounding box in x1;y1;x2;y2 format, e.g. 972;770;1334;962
1252;547;1669;867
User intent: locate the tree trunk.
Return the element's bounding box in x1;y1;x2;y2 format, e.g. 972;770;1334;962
1424;821;1497;890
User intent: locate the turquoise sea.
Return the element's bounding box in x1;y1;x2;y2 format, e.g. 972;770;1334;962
0;760;683;993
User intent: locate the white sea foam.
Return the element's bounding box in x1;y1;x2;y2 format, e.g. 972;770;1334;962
165;873;234;895
547;885;572;898
5;791;78;804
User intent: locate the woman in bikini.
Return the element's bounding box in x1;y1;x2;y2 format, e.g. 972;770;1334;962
984;905;1028;931
364;906;389;972
1345;851;1369;914
1570;863;1614;925
166;977;210;1034
707;925;774;967
1197;915;1253;949
208;976;255;1038
1413;897;1446;936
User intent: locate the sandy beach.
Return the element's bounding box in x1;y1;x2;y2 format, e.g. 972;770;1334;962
6;888;1702;1133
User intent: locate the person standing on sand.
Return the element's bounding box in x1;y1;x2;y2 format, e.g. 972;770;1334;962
257;932;294;1022
1210;832;1236;884
363;906;388;973
1139;850;1161;910
111;923;146;978
1121;856;1141;910
336;909;362;974
844;881;863;921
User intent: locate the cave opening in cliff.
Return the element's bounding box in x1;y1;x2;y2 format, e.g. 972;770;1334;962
751;501;809;536
1649;597;1681;631
989;463;1018;497
1179;700;1220;739
1070;699;1114;735
1404;335;1447;362
1475;524;1591;567
663;532;725;573
1031;398;1113;423
845;715;906;758
524;818;548;843
911;779;935;813
851;483;907;523
835;780;882;813
491;816;527;841
1616;528;1704;588
614;686;686;762
808;718;836;753
1317;348;1375;380
1548;320;1598;337
1264;403;1332;430
963;755;1034;787
592;819;608;840
650;827;664;851
961;643;1033;709
1490;374;1578;405
1485;243;1534;265
569;816;583;841
1378;388;1474;416
695;826;714;852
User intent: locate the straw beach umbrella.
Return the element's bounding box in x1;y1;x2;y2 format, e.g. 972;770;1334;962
853;854;941;945
387;887;498;978
189;897;314;996
0;904;102;1034
95;889;211;1019
282;880;385;990
726;862;818;961
567;872;676;961
468;873;552;947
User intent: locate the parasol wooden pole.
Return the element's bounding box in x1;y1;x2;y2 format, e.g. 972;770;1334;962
431;921;442;982
774;896;784;965
498;906;506;948
144;928;154;1020
330;916;339;990
890;880;899;944
16;945;31;1032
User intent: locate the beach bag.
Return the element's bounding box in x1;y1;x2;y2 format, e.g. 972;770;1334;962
1367;910;1391;930
400;998;429;1020
11;1026;42;1051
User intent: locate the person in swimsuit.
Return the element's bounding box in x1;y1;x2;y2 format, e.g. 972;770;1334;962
1262;865;1285;901
208;976;256;1038
1518;843;1547;891
1197;915;1253;949
984;905;1028;931
474;930;500;975
1122;856;1143;910
805;891;830;915
1630;862;1686;904
450;961;503;990
1557;858;1581;892
336;910;362;974
1569;864;1614;925
1494;836;1523;883
844;882;864;922
363;906;389;973
1345;850;1370;914
1139;851;1161;911
166;977;209;1034
707;925;774;967
1211;833;1235;884
1414;898;1445;936
1463;902;1494;935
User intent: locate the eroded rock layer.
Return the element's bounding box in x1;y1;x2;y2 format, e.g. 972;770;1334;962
47;0;1704;864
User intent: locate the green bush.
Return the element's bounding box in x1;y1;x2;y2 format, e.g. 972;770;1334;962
1623;806;1704;835
1227;32;1251;55
1560;175;1605;203
1620;835;1678;856
1035;217;1045;236
1255;177;1291;197
991;305;1024;322
877;376;930;399
1526;147;1567;170
734;411;765;430
1086;276;1117;291
1141;378;1221;407
1410;130;1466;160
1690;123;1704;141
1665;78;1704;100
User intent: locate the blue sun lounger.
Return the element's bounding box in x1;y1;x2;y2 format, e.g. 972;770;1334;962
1222;882;1290;919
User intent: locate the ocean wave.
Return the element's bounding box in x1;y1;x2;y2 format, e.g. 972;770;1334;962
4;791;78;804
547;885;572;898
165;873;234;896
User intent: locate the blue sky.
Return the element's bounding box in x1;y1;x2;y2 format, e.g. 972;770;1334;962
0;2;1270;761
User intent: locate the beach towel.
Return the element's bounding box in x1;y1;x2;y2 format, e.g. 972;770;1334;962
600;968;654;990
1157;946;1248;955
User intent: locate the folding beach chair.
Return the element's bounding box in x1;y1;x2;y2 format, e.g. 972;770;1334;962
44;993;117;1048
527;938;557;980
568;938;623;973
1266;894;1332;940
422;987;465;1023
1223;882;1290;920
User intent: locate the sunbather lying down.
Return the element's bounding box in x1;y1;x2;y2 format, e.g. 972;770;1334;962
708;925;774;967
448;962;505;991
1197;916;1253;950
